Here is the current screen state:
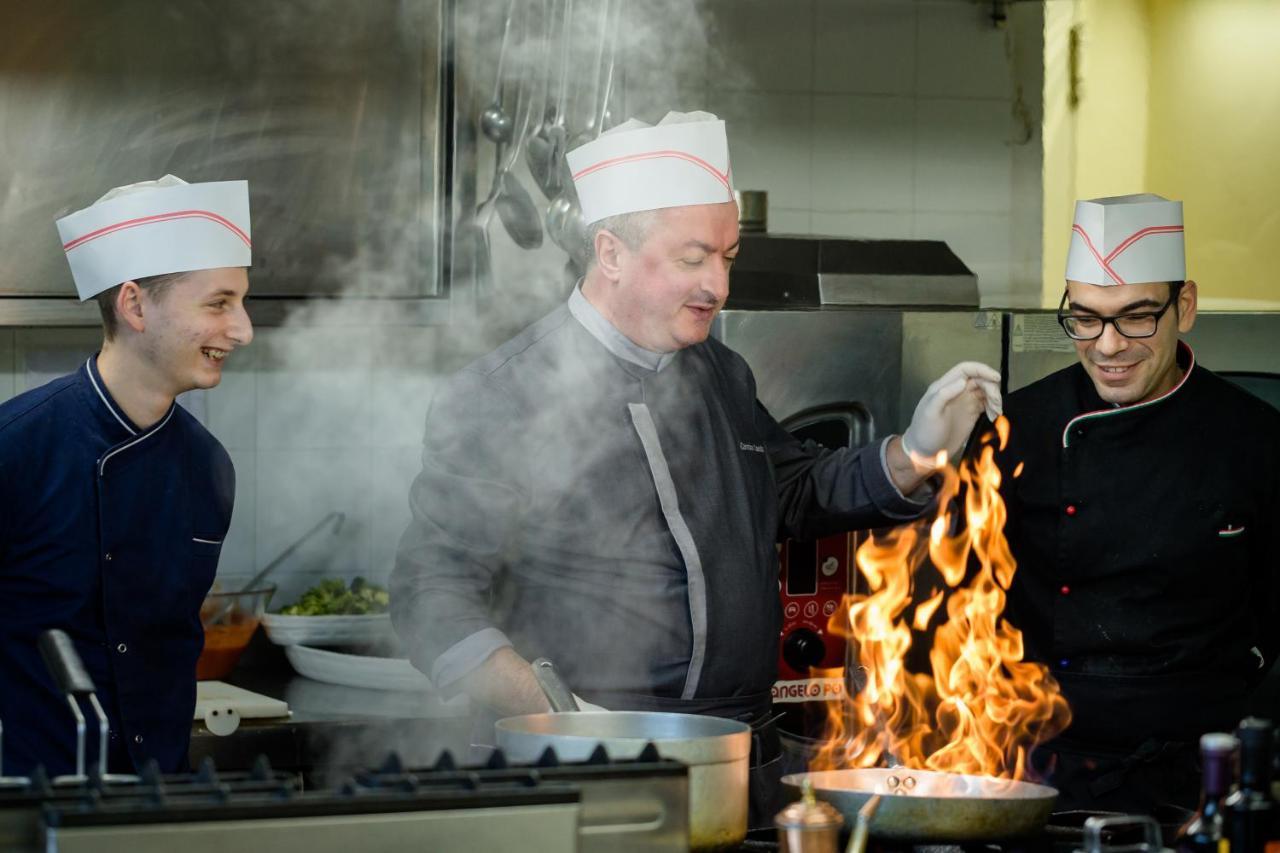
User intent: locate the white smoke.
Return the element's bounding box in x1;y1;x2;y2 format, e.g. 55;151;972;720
254;0;738;772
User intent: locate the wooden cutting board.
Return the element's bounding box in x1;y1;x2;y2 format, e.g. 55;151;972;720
195;681;290;735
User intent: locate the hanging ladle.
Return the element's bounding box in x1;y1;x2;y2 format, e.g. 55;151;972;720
546;0;620;261
464;0;541;293
480;7;543;250
566;0;614;152
526;0;572;200
493;1;546;249
479;0;519;145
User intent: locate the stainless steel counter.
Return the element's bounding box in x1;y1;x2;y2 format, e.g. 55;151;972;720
189;641;472;781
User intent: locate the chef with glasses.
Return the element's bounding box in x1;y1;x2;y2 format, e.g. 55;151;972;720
983;194;1280;812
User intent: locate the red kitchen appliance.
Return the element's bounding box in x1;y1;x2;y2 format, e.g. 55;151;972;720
774;405;871;723
776;534;854;692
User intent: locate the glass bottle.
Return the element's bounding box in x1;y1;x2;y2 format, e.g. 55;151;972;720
1226;718;1278;853
1178;732;1240;853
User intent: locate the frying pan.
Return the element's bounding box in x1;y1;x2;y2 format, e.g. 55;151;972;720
783;767;1058;841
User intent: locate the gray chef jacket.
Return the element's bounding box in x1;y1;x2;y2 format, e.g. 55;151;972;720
391;287;927;711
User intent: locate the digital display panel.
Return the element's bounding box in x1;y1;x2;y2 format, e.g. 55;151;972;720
786;539;818;596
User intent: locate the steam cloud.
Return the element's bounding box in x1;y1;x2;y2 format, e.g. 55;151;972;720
275;0;737;775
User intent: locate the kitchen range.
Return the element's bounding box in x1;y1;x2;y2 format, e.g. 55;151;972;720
0;759;1218;853
2;750;700;853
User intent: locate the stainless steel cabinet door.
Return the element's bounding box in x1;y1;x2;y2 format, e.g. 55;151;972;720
0;0;444;298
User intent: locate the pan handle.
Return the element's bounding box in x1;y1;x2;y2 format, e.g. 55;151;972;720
530;657;580;712
845;794;882;853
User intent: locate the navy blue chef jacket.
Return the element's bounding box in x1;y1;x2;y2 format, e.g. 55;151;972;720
0;356;234;776
992;342;1280;809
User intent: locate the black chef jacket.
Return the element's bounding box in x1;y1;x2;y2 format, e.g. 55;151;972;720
392;287;928;714
992;342;1280;808
0;356;234;777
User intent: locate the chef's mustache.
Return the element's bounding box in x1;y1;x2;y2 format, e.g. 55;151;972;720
688;290;724;308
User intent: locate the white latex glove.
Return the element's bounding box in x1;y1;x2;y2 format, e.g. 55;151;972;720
572;694;608;712
901;362;1003;469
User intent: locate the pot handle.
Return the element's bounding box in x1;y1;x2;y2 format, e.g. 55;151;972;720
530;657;580;712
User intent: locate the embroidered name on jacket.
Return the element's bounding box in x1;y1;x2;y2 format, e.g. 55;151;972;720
739;441;765;453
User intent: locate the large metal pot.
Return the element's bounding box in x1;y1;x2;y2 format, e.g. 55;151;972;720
783;768;1058;842
496;710;751;851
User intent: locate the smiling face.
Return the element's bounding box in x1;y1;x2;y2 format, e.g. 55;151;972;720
590;202;740;352
137;267;254;394
1065;279;1197;405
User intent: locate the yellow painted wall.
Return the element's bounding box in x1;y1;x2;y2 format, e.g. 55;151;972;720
1146;0;1280;309
1041;0;1280;308
1041;0;1150;307
1075;0;1151;199
1040;1;1079;307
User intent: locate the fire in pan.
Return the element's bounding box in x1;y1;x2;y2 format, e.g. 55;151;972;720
783;767;1058;842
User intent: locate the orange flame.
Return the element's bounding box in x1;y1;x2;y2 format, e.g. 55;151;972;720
912;588;944;631
813;417;1070;780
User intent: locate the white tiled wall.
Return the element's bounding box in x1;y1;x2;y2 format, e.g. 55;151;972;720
621;0;1044;307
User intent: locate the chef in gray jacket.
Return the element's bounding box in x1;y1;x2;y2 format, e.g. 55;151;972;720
391;111;1000;822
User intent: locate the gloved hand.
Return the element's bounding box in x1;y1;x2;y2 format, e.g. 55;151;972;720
901;361;1002;469
572;694;608;712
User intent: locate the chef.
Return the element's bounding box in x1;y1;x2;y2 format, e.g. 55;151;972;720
0;175;254;777
990;194;1280;811
391;111;1001;823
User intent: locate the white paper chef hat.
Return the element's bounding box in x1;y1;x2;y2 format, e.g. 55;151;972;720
1066;194;1185;286
56;175;252;301
566;110;735;225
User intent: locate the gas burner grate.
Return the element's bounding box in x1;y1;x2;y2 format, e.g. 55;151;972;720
0;755;299;810
22;747;682;823
346;743;680;795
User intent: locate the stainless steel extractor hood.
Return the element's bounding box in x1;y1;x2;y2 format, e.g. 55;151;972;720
0;0;452;327
727;233;980;310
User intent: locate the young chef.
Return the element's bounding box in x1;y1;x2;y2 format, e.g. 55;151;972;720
391;111;1002;824
0;175;254;776
991;194;1280;811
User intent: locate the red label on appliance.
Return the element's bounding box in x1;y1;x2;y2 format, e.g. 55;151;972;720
772;677;847;704
776;532;856;681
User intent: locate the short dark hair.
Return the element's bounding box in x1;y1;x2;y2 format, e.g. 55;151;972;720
95;271;186;340
1169;280;1185;316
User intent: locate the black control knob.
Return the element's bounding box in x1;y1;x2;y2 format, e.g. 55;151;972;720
782;628;827;673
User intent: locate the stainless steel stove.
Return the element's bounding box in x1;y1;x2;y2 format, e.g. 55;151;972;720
3;747;690;853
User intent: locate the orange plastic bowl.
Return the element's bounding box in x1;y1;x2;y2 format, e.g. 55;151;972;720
196;577;276;681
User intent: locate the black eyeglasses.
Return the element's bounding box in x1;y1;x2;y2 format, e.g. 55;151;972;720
1056;286;1181;341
